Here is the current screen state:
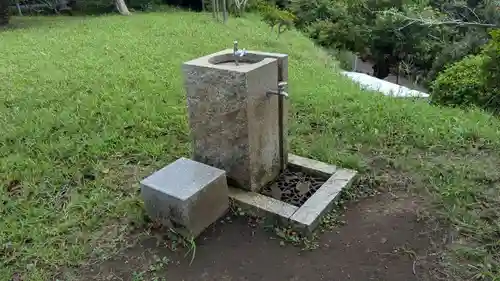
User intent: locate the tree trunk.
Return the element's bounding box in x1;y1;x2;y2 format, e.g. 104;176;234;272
115;0;131;15
0;0;10;26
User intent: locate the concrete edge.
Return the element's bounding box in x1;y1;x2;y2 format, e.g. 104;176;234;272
288;153;337;179
246;50;288;58
228;187;298;224
289;168;358;233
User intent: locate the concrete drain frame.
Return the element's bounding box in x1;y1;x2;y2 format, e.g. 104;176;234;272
229;154;358;233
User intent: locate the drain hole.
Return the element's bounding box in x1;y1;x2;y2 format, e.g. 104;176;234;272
260;167;326;207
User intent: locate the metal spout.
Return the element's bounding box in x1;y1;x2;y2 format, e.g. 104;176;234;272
266;82;288;98
233;40;247;66
266;81;289;173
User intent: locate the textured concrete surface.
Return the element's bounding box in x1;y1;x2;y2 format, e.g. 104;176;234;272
249;51;289;164
290;168;357;232
183;49;289;192
140;157;228;238
228;187;298;223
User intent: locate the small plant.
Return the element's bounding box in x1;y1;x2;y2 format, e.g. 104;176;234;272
273;226;319;250
228;203;247;217
257;3;296;37
275;227;301;244
320;211;345;231
132;271;146;281
167;228;197;265
185;237;197;265
148;255;171;272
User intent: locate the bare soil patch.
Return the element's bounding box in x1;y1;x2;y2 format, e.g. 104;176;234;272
71;191;444;281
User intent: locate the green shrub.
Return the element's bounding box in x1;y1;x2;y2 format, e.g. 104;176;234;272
307;20;337;48
431;30;500;112
427;32;486;83
482;30;500;96
257;2;295;36
246;0;272;11
307;15;366;52
289;0;339;29
430;55;489;108
257;0;288;9
333;49;356;70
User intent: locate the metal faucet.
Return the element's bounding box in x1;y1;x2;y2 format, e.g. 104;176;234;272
233;41;247;66
266;81;289;173
266;82;289;98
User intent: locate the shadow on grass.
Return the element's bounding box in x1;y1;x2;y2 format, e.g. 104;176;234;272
0;16;76;31
0;7;185;32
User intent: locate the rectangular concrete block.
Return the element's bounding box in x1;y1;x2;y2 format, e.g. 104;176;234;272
140;157;228;238
183;49;288;192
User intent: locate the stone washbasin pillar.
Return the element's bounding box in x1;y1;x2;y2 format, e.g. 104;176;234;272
182;49;289;192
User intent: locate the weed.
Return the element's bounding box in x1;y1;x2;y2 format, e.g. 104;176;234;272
184;238;196;266
273;226;319;250
132;271;146;281
148;255;170;273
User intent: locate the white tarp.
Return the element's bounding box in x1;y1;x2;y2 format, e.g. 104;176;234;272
341;71;430;98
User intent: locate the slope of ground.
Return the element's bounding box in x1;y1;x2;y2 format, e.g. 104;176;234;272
1;12;500;280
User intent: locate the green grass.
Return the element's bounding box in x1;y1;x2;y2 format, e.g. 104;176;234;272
1;11;500;280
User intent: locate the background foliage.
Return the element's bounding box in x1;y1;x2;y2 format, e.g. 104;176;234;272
431;30;500;112
284;0;499;111
1;0;10;25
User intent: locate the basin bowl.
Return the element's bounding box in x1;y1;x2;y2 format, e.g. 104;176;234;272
208;53;266;65
184;49;287;73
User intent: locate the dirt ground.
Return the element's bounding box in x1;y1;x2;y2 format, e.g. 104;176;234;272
75;192;444;281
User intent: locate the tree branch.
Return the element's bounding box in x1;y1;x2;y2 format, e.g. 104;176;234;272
381;10;500;29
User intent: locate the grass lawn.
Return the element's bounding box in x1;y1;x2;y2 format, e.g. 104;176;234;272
1;11;500;280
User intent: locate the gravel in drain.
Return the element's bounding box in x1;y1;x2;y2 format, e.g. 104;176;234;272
260;168;326;207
